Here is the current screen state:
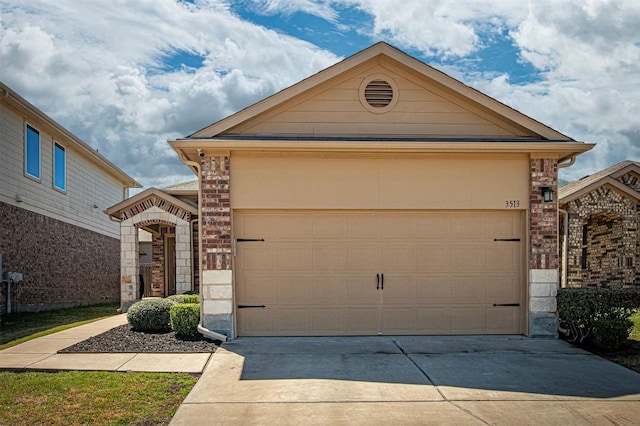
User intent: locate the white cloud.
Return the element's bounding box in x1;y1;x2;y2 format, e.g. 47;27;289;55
339;0;526;57
249;0;339;22
0;0;340;188
1;0;638;188
332;0;640;180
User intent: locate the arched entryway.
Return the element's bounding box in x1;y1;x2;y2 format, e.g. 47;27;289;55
106;188;198;311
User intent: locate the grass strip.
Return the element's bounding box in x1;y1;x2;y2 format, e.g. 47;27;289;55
0;371;198;426
0;316;114;350
0;303;119;346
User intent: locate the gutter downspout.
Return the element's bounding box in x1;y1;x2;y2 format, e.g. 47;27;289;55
558;209;569;288
557;154;576;288
558;154;576;169
177;151;228;343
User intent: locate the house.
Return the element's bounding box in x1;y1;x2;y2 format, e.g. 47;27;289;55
106;180;199;309
559;160;640;288
0;82;140;313
167;42;594;339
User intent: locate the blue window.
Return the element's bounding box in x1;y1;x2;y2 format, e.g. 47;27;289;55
54;143;66;191
25;124;40;179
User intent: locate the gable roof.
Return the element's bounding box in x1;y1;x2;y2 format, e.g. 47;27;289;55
160;180;198;194
559;160;640;204
0;81;141;189
170;42;594;168
106;187;197;220
190;43;569;141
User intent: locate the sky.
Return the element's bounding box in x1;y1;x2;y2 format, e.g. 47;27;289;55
1;0;639;189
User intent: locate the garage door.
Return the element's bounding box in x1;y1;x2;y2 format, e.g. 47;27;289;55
235;211;523;336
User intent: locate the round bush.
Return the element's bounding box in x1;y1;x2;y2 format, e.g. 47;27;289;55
593;317;633;351
127;298;177;332
167;294;200;304
170;303;200;337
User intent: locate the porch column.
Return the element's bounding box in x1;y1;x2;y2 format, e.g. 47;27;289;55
200;155;233;338
175;218;193;293
528;157;559;337
120;217;139;312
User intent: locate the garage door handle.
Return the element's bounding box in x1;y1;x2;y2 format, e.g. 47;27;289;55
381;273;384;290
376;273;380;290
493;238;520;242
238;304;266;308
236;238;265;242
492;303;520;307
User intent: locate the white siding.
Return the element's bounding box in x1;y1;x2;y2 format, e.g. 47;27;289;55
0;101;125;239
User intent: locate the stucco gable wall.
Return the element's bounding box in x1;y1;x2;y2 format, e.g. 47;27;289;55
226;59;539;138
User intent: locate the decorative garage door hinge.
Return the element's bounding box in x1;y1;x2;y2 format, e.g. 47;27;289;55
233;238;265;256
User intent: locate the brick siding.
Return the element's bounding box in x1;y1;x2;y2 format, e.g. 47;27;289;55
200;156;232;271
529;158;559;270
561;178;639;288
0;201;120;312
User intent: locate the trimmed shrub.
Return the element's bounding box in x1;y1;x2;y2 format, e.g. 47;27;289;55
557;288;640;350
167;294;200;304
127;298;177;332
170;303;200;337
593;317;634;351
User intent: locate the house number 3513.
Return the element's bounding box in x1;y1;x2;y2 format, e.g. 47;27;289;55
505;200;520;208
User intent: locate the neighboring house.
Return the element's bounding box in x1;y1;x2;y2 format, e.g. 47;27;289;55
165;42;594;340
559;160;640;288
0;82;140;313
107;180;199;308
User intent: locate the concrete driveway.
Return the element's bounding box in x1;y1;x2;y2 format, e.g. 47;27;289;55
171;336;640;425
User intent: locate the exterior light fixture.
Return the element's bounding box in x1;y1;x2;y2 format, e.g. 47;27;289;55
541;187;554;203
14;194;23;202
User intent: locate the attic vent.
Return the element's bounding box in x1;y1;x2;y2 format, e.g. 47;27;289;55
364;80;393;108
359;74;398;113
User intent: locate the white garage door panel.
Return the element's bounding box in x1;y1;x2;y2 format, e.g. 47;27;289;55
235;211;523;336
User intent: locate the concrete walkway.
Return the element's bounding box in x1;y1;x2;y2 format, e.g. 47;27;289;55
0;314;212;373
171;336;640;425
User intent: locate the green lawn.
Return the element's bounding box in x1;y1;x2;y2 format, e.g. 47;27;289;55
0;371;198;426
0;302;119;347
630;311;640;340
0;303;197;425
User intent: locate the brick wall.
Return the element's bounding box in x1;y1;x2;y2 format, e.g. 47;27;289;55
151;232;165;296
200;155;233;337
192;220;200;292
529;158;559;269
562;180;639;288
0;201;120;312
201;156;232;271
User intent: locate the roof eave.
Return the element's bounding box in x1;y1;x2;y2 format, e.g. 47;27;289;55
170;138;595;165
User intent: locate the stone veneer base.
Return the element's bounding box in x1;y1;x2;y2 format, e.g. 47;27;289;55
529;313;558;338
203;313;233;338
